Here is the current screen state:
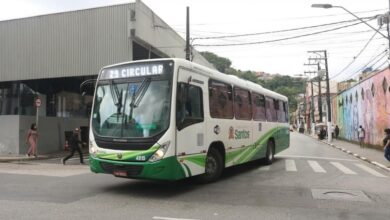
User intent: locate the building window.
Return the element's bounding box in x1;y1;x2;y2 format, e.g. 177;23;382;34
355;91;358;102
371;83;375;97
350;94;352;103
361;88;364;101
382;78;388;94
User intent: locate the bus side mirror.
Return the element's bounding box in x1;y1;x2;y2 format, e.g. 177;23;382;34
80;79;97;96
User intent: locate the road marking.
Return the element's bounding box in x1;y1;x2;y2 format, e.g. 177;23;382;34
258;165;270;171
153;217;200;220
354;163;387;178
308;160;326;173
330;162;357;175
285;159;297;172
277;155;357;162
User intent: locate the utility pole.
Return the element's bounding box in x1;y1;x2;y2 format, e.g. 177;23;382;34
185;6;191;61
308;50;332;143
304;70;317;136
310;80;315;136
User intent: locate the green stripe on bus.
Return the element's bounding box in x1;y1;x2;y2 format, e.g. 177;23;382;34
182;154;207;167
182;163;192;177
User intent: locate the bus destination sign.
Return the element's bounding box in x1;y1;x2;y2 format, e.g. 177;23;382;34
101;63;164;80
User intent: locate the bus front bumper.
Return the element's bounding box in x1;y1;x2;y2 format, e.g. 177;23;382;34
89;156;186;181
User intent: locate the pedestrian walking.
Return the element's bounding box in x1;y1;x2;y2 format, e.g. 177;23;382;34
62;127;85;165
357;125;365;148
383;128;390;163
334;125;340;139
26;123;38;157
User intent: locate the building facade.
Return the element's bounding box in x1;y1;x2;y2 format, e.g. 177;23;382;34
332;68;390;147
0;0;213;154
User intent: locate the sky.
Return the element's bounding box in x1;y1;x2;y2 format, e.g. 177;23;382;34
0;0;389;81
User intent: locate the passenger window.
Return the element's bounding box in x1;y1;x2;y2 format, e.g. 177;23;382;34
234;87;252;120
209;80;233;119
252;93;266;121
176;83;204;130
266;97;277;122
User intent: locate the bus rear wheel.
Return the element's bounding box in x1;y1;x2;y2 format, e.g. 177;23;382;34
197;148;223;183
264;140;275;165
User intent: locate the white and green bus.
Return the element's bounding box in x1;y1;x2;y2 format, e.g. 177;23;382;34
89;58;289;182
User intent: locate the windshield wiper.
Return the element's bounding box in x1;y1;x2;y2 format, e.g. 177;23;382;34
109;81;123;122
129;77;151;120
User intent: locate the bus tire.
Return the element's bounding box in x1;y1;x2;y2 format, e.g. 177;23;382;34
264;140;275;165
197;148;223;183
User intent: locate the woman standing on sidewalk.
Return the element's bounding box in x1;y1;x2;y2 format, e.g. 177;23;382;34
26;123;38;157
383;128;390;163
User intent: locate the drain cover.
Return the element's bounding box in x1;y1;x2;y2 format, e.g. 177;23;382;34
312;189;371;202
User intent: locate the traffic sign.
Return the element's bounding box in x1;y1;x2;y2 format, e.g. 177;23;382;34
35;98;42;107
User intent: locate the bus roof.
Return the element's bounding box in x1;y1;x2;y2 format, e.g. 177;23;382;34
100;58;288;102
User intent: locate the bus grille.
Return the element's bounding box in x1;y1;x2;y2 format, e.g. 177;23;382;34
100;162;143;176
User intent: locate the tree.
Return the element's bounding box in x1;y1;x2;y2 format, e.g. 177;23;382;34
200;51;232;73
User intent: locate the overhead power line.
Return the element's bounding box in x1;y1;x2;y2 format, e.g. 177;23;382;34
193;18;376;47
193;17;374;40
340;50;388;80
330;26;381;80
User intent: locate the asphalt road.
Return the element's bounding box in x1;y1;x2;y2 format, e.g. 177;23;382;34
0;132;389;220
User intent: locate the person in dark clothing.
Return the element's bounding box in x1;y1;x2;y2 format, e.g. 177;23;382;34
383;128;390;163
62;127;85;165
334;125;340;139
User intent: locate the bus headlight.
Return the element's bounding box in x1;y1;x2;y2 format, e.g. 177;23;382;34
148;141;170;162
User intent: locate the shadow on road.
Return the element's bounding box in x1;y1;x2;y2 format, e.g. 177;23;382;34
100;158;276;198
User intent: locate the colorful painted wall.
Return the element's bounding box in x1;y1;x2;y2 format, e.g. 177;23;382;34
332;68;390;147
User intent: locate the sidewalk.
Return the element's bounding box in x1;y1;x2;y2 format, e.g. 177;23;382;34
309;133;390;172
0;149;89;163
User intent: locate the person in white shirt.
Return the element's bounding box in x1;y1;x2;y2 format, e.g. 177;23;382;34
357;125;365;148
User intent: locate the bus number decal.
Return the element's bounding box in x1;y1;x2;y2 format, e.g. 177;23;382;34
136;155;146;161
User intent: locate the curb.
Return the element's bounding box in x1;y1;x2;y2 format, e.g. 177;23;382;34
320;140;390;172
0;155;50;163
0;151;90;163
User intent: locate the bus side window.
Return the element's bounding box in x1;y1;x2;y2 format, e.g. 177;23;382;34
252;93;266;121
234;87;252;120
209;79;233;119
265;97;275;122
177;83;204;130
283;101;289;122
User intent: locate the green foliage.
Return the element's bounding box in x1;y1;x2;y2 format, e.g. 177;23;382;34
263;76;306;113
200;51;232;73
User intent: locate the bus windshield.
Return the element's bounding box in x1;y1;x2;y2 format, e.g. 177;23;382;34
92;61;173;139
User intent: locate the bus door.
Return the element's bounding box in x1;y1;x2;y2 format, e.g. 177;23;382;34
175;68;207;174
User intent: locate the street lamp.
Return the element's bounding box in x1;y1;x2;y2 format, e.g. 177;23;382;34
311;4;388;39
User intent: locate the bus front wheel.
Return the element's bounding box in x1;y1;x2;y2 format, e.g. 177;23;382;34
197;148;223;183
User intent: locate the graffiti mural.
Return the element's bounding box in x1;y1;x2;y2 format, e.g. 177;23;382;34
333;68;390;146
